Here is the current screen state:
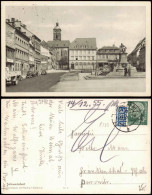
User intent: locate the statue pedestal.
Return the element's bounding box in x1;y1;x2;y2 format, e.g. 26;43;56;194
127;64;137;76
108;65;125;77
120;53;128;64
107;63;138;77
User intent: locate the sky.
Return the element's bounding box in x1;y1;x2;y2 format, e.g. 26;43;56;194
6;6;146;53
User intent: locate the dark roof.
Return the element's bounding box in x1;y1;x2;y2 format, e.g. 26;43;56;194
47;40;70;48
129;38;145;55
15;28;30;41
41;40;49;49
32;34;41;42
97;46;120;54
69;38;96;50
100;46;119;50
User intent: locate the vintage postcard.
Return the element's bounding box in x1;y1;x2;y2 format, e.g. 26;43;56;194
1;98;151;194
1;1;151;96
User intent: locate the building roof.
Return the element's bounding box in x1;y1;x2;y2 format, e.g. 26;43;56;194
32;34;41;42
100;46;119;50
97;45;120;54
47;40;70;48
69;38;97;50
41;40;49;49
129;38;145;55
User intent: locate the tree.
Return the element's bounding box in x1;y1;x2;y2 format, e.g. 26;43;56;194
59;56;68;69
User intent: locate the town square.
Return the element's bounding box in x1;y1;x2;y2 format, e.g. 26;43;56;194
5;5;146;92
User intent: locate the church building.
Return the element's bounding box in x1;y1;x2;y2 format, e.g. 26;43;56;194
47;22;70;69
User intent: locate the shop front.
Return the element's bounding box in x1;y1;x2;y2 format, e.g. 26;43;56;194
6;58;14;71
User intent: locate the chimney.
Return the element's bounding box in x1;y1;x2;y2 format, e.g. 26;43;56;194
6;19;10;23
16;27;21;31
11;18;15;22
22;24;27;29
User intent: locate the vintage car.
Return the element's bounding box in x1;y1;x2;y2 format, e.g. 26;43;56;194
41;70;47;75
26;71;34;78
6;67;22;85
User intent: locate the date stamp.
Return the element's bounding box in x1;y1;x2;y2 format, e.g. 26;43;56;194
112;101;148;132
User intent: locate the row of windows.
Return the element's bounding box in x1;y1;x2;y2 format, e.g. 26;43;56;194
97;54;119;59
10;63;21;71
33;41;40;51
99;49;119;53
15;63;21;71
73;45;94;49
71;56;95;60
70;50;96;55
15;49;29;56
15;49;29;60
6;49;14;59
71;62;95;65
15;36;29;48
14;63;29;71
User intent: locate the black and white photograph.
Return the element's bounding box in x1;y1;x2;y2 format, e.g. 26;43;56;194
1;1;151;96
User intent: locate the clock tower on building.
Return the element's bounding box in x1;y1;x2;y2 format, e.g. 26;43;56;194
53;22;61;41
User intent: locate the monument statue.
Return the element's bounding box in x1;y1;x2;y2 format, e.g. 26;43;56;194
120;43;127;53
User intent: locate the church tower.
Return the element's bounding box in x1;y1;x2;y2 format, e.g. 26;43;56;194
53;22;61;41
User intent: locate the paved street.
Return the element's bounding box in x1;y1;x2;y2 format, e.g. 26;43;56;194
6;71;146;93
49;78;146;92
6;72;66;92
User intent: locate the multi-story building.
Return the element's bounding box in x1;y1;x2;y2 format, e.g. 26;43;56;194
6;18;30;77
96;45;120;72
40;41;51;70
18;22;41;72
69;38;97;70
29;40;35;71
31;35;41;71
47;22;70;69
127;38;145;71
6;20;15;71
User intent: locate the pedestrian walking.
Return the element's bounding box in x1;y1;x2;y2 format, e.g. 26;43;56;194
127;63;131;77
124;67;127;76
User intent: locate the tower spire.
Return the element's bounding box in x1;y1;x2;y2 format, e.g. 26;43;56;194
53;21;61;41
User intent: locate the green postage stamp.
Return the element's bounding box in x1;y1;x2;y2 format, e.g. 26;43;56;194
128;101;148;125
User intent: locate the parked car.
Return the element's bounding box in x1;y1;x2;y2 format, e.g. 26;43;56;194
6;67;21;85
41;70;47;75
33;70;39;77
26;71;33;78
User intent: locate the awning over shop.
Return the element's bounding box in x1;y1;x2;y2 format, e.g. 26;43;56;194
7;58;14;63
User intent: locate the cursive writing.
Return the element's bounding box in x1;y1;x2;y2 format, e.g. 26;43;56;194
69;100;128;162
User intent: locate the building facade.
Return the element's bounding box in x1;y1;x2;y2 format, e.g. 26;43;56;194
31;35;41;71
69;38;97;70
97;45;120;72
14;28;30;76
127;38;145;71
6;21;15;72
47;22;70;69
6;18;30;77
29;40;35;71
40;42;52;70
